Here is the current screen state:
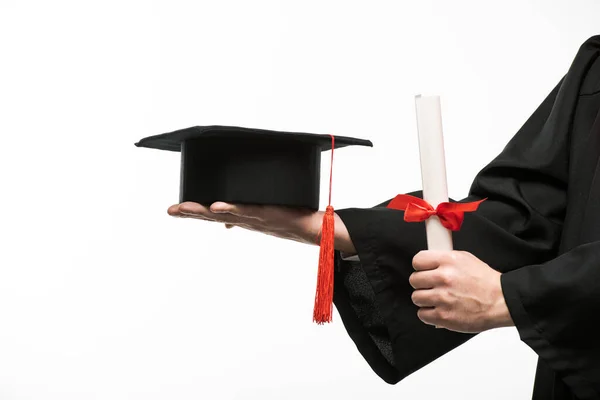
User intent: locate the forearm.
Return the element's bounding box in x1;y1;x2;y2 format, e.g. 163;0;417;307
292;210;356;254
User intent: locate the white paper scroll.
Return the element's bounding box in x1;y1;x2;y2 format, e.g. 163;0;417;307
414;94;453;251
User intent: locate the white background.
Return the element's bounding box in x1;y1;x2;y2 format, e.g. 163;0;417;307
1;1;598;399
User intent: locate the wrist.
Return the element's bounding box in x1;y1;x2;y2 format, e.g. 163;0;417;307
282;209;320;245
333;212;357;254
305;210;325;245
293;210;356;254
487;272;514;329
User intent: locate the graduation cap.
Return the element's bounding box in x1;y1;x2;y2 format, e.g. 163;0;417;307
135;125;373;323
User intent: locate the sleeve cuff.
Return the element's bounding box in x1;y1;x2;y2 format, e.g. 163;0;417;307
333;205;474;385
500;269;596;399
340;252;360;261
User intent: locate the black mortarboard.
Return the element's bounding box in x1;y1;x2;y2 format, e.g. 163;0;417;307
135;125;373;324
134;125;372;210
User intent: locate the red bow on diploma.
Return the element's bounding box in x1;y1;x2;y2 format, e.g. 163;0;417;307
387;194;486;231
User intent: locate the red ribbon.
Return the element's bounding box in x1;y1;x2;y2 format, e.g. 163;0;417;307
387;194;486;231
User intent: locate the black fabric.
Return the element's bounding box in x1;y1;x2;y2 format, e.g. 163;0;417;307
332;35;600;399
135;126;373;210
134;125;373;152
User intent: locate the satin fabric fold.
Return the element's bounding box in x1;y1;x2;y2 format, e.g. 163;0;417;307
386;194;486;231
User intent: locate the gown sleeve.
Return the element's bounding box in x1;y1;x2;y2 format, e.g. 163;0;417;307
332;35;600;398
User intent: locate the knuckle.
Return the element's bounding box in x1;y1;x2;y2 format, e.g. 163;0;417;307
412;251;422;266
438;291;452;305
448;251;460;262
436;309;449;321
408;273;417;288
439;269;454;285
411;290;421;304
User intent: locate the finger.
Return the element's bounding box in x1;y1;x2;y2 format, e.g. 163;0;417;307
168;204;213;220
178;202;245;223
408;270;444;289
210;202;264;220
412;250;446;271
178;202;227;220
411;289;439;307
417;307;442;326
178;202;211;215
168;204;182;216
180;213;216;221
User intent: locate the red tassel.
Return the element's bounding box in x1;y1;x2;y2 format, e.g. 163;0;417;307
313;134;336;324
313;205;335;324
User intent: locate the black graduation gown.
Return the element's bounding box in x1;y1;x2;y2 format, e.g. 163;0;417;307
333;35;600;399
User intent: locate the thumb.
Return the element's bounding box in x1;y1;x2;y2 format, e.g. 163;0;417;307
210;202;238;214
210;202;263;219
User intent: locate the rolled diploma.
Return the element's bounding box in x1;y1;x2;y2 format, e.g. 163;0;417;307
414;94;453;250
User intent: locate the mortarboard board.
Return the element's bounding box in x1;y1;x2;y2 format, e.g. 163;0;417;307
135;125;373;324
135;125;372;209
